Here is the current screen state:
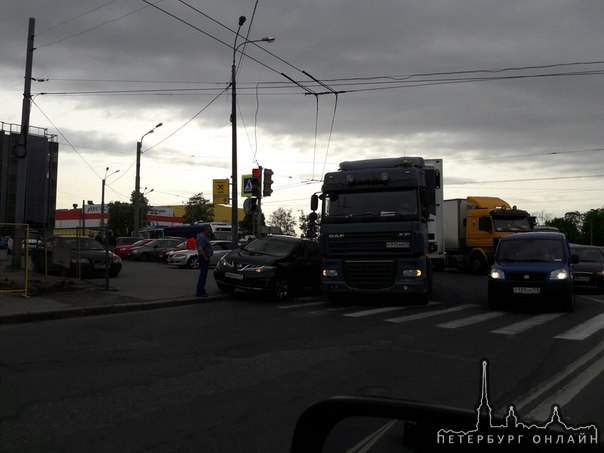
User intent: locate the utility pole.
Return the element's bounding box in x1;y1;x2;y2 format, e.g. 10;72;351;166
12;18;35;268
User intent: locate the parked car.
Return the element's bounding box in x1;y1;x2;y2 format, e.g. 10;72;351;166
488;232;578;311
114;238;153;259
570;244;604;291
128;237;183;261
158;241;186;263
214;235;322;301
22;237;43;250
31;236;122;278
115;236;139;247
167;240;235;269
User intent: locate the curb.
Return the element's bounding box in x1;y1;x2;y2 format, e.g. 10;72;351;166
0;295;226;325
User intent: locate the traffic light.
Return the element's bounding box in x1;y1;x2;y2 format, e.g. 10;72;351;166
263;168;274;197
251;168;262;197
250;197;258;212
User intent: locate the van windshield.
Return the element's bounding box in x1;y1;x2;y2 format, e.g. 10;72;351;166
497;239;566;262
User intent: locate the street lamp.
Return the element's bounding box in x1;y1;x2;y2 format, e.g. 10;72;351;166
231;15;274;247
134;122;162;237
140;187;154;228
101;167;120;290
101;167;120;229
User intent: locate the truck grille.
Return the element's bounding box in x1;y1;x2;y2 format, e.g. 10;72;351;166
344;260;396;289
326;232;412;255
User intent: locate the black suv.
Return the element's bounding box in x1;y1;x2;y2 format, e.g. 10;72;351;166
214;235;322;301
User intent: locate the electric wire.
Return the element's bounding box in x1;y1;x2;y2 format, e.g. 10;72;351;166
36;0;120;36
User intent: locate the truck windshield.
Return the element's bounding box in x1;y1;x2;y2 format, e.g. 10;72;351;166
324;189;418;223
493;217;532;232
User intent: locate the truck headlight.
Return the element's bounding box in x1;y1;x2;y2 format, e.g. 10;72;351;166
323;269;338;277
550;269;569;280
402;269;422;277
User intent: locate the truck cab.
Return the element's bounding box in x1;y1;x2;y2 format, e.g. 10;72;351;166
310;157;441;303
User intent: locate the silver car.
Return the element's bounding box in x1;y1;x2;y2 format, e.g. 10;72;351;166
167;240;235;269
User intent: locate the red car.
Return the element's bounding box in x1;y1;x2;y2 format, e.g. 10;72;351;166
114;238;153;259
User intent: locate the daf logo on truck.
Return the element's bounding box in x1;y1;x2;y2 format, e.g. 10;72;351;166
328;234;345;239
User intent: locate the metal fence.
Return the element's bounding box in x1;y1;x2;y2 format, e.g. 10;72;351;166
0;223;30;297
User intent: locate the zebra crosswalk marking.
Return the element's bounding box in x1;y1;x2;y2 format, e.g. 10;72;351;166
491;313;564;335
344;302;439;318
554;313;604;340
385;304;478;323
436;311;507;329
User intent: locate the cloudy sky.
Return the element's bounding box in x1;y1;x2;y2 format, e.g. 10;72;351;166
2;0;604;222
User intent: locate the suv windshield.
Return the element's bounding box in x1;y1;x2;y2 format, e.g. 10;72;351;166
497;238;566;262
243;238;296;257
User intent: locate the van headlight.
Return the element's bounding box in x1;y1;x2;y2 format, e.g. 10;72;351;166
550;269;569;280
490;268;505;279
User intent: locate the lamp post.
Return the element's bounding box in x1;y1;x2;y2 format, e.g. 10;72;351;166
101;167;120;290
230;15;274;247
134;122;162;237
140;187;154;228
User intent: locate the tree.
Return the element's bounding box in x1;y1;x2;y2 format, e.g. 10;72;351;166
581;208;604;246
107;191;151;236
298;210;321;238
183;193;214;224
268;208;296;236
239;212;265;237
107;201;132;236
546;211;582;243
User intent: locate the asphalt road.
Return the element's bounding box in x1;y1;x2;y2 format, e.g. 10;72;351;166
1;262;604;452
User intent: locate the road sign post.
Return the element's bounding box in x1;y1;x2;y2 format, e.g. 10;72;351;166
213;178;230;204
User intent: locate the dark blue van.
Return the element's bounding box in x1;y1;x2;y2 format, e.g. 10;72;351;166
488;232;578;311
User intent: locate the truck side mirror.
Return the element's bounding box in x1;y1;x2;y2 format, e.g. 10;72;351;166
310;194;319;211
571;253;579;264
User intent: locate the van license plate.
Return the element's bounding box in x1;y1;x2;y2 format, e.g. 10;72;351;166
226;272;243;280
513;287;540;294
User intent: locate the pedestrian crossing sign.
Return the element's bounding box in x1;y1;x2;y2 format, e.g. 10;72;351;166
241;174;253;197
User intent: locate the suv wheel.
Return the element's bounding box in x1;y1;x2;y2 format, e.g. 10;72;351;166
273;278;290;301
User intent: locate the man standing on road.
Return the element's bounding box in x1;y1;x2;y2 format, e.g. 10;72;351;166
196;224;213;297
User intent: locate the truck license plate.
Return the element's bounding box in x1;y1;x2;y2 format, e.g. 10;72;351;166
513;287;540;294
574;276;590;282
226;272;243;280
386;241;409;248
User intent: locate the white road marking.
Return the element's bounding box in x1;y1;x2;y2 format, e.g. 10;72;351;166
554;312;604;340
491;313;564;335
436;311;507;329
344;302;439;318
345;420;398;453
385;304;478;323
278;301;328;309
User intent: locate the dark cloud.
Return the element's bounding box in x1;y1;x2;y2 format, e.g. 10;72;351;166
2;0;603;217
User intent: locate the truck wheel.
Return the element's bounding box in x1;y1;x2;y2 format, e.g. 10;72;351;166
468;253;487;274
